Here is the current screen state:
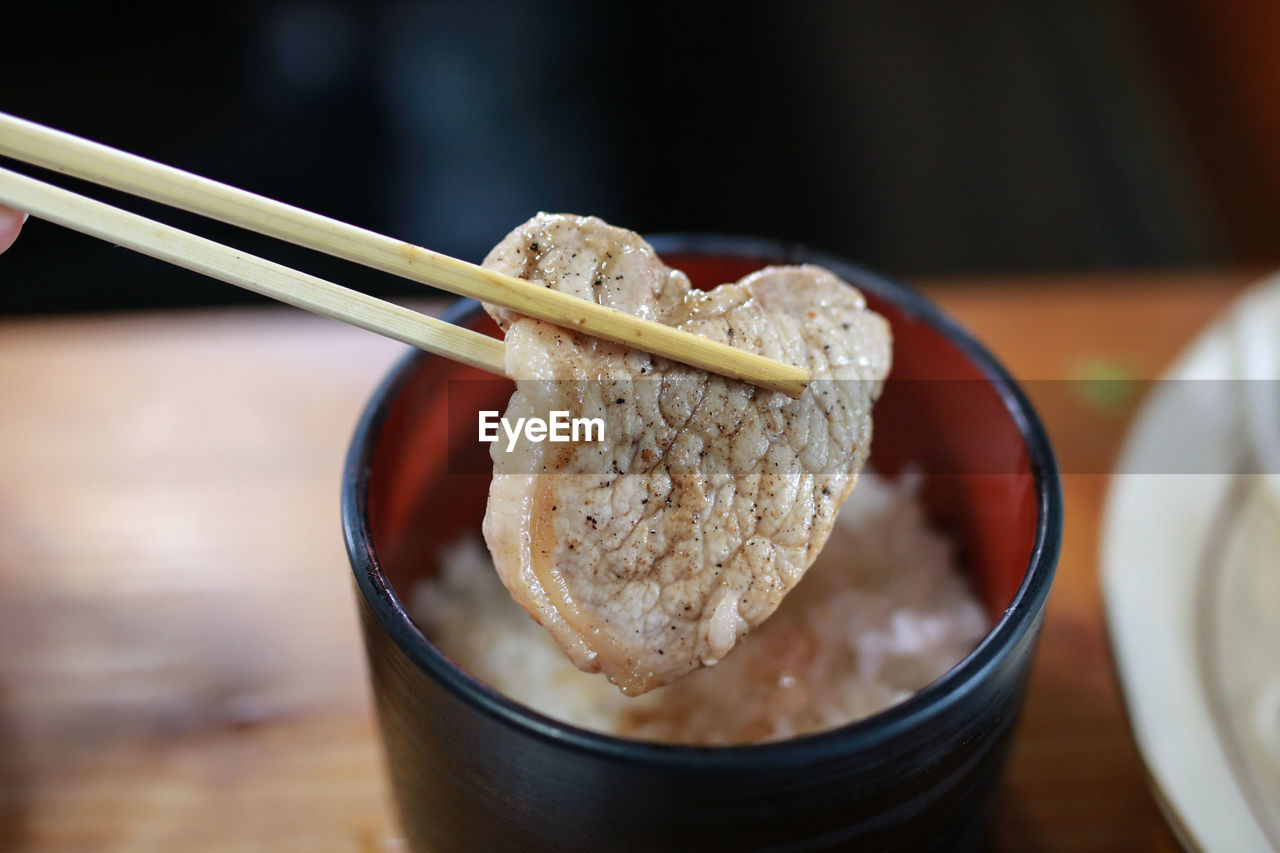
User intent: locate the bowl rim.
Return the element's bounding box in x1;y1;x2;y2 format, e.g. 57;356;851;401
341;233;1063;769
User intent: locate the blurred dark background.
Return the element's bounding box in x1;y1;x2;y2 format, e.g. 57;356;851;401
2;0;1279;315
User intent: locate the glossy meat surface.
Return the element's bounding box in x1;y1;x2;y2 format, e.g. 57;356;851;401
481;214;891;694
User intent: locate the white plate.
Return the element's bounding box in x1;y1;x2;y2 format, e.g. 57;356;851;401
1102;274;1280;852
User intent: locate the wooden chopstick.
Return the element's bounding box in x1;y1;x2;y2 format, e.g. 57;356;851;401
0;112;810;398
0;165;509;377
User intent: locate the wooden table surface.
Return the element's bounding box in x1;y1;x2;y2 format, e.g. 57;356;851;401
0;270;1259;851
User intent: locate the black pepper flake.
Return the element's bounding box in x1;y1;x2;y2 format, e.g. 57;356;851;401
616;398;625;404
529;242;538;252
592;278;603;287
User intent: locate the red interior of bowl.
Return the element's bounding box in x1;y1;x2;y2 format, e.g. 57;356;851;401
367;256;1037;624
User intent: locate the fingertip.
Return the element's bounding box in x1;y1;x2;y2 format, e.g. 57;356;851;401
0;206;24;254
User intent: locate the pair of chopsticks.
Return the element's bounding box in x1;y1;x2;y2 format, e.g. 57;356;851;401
0;112;809;398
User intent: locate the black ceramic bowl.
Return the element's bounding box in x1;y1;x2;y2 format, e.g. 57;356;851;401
342;235;1062;852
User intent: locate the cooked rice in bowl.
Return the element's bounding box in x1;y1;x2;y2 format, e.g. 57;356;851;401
411;470;987;746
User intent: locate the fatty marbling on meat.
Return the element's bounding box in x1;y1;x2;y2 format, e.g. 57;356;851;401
480;214;891;695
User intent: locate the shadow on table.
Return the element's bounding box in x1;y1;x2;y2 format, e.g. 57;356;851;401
986;786;1048;852
0;680;31;849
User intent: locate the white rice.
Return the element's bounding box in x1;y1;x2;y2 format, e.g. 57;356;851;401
411;471;988;745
